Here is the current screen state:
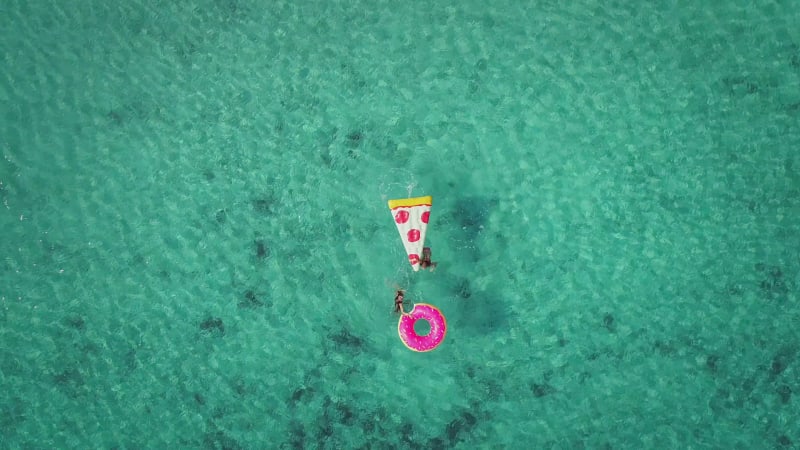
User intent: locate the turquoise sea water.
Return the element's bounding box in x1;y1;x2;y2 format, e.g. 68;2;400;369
2;0;799;448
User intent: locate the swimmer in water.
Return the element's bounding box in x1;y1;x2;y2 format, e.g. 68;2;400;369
420;247;437;272
394;289;406;314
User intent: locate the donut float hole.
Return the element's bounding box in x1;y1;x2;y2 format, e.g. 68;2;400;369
413;319;431;336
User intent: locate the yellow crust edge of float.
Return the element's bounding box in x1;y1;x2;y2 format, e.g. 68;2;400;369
387;196;432;210
397;303;447;352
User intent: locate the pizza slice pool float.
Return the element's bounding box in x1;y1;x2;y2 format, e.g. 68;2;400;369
388;195;432;271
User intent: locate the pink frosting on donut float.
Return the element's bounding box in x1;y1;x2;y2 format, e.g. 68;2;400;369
398;303;447;352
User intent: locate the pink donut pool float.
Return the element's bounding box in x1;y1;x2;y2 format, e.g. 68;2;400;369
398;303;447;352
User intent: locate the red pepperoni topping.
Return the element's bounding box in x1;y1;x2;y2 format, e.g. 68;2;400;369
395;210;409;224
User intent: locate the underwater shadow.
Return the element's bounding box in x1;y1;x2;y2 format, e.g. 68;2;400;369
446;275;510;335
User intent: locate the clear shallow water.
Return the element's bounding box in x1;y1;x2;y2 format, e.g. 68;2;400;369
1;0;799;448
